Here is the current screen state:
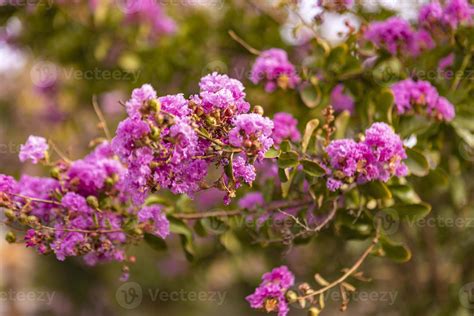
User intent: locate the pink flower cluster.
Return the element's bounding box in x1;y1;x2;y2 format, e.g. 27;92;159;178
391;79;455;121
246;266;295;316
1;140;169;268
122;0;176;37
364;17;433;56
325;122;408;191
250;49;301;93
112;73;274;205
419;0;473;30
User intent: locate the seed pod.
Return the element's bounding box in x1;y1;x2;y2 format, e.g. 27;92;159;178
252;105;264;115
285;290;298;304
4;209;15;221
148;99;161;112
308;307;320;316
50;167;61;180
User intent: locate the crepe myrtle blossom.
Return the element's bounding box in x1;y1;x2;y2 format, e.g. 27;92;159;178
246;266;295;316
391;79;455;121
364;17;433;56
250;48;301;93
419;0;474;31
238;192;265;210
271;112;301;146
325;122;408;191
112;74;274;205
1;141;170;266
19;136;49;164
330;84;355;113
122;0;176;37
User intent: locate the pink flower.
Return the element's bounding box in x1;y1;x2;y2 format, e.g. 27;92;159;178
19;136;49;164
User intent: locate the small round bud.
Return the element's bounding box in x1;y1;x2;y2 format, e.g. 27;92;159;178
105;177;115;187
122;265;130;273
308;307;320;316
150;126;161;140
148;99;161;112
27;215;38;225
244;139;253;148
155;113;165;125
50;167;61;180
19;213;28;224
206;116;217;126
4;209;15;221
5;231;16;244
86;196;99;209
252;105;264;115
285;290;298;304
133;228;143;236
128;256;136;263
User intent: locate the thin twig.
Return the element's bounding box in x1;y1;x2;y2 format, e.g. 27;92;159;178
11;193;62;206
298;227;381;300
92;95;112;140
48;140;72;163
173;199;313;220
228;30;261;56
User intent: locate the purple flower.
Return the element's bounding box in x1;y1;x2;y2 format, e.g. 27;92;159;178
443;0;474;28
438;53;455;73
272;112;301;146
246;266;295;316
330;84;355;113
19;136;49;164
126;84;157;119
391;79;455;121
112;118;151;160
61;192;91;214
138;205;170;239
364;17;421;56
325;123;408;190
238;192;264;209
419;2;444;27
250;49;300;93
159;94;190;118
123;0;176;37
229;113;274;159
199;72;250;114
0;174;17;195
232;156;257;186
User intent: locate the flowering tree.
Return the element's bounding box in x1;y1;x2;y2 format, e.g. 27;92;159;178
1;0;474;315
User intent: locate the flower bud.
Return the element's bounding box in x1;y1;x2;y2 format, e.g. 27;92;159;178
148;99;161;112
133;228;143;236
105;177;115;187
244;139;253;148
27;215;38;225
308;307;320;316
150;126;161;140
5;231;16;244
285;290;298;303
86;196;99;209
19;213;28;224
252;105;264;115
4;209;15;221
206;116;217;126
50;167;61;180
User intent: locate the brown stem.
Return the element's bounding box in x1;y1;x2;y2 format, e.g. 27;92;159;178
298;232;380;300
92;95;112;140
173;199;313;220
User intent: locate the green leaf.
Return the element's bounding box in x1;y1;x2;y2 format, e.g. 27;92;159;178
378;236;412;263
361;181;392;200
300;159;325;177
278;151;300;169
300;84;322;108
200;217;228;235
264;147;281;159
376;89;394;123
278;168;289;182
144;233;167;251
302;119;320;153
386;203;432;222
280;140;291;152
405;148;430;177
